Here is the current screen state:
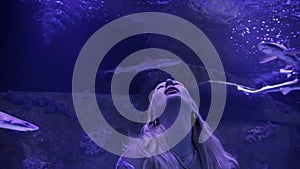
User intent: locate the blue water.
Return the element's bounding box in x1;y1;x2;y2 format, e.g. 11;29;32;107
1;0;300;169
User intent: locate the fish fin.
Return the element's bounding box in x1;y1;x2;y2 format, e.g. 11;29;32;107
284;40;290;48
280;68;293;74
284;64;294;70
287;73;292;78
243;91;250;96
259;56;277;63
280;87;291;95
286;49;300;55
237;86;250;95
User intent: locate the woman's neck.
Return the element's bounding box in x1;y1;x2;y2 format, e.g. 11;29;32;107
172;130;194;156
157;98;194;156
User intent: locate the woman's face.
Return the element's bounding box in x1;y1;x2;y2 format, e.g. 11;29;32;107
149;79;193;115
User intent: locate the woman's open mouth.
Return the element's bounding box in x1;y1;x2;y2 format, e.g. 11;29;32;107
164;87;179;95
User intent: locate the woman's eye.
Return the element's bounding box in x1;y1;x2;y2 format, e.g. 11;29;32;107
156;85;164;90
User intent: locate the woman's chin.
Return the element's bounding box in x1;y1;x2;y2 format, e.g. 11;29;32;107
166;93;182;105
166;93;193;111
166;92;181;99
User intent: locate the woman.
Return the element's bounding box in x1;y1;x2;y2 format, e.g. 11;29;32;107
115;79;238;169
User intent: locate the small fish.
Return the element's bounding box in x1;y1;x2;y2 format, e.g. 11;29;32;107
0;110;39;131
101;56;182;75
257;41;300;77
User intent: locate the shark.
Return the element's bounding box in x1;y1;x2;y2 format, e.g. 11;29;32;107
101;56;182;75
236;78;300;95
0;110;39;132
257;41;300;78
206;78;300;95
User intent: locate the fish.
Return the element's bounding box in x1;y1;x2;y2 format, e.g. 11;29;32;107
206;78;300;95
257;41;300;77
0;110;39;131
236;78;300;95
101;56;182;75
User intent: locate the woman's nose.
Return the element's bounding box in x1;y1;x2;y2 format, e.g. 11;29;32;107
165;79;174;87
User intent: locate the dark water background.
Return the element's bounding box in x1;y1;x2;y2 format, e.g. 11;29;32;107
1;0;300;169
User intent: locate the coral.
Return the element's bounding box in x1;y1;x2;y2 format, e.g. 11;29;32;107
43;99;76;119
23;98;34;110
33;96;49;107
80;126;113;155
80;133;103;155
243;122;277;143
57;101;76;119
2;91;26;105
22;157;48;169
44;99;59;114
250;158;269;169
136;0;171;5
1;91;76;119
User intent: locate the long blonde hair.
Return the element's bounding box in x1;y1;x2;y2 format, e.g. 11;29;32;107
123;89;238;169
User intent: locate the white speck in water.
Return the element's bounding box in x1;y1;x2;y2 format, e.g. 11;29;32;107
56;1;63;5
157;1;169;5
